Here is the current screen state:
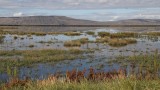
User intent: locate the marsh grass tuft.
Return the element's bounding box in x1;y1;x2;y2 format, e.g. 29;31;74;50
64;38;89;47
0;35;5;43
86;31;95;35
108;38;137;47
64;32;81;36
110;32;138;38
98;32;110;37
64;41;81;47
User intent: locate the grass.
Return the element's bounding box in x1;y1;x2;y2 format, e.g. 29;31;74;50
108;38;137;47
64;41;81;47
96;37;137;47
0;35;5;43
96;36;109;43
86;31;95;35
0;30;67;36
97;32;138;38
37;41;55;44
108;50;160;76
1;50;160;90
98;32;110;37
125;39;137;44
2;67;160;90
110;32;138;38
96;32;138;47
0;49;88;73
13;36;18;40
28;44;34;48
143;32;160;36
108;39;128;47
64;32;81;36
6;79;160;90
64;38;89;47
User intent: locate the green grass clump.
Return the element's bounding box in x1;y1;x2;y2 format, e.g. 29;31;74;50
78;38;89;44
108;39;128;47
64;38;89;47
96;36;109;43
125;39;137;44
108;38;137;47
64;41;81;47
98;32;110;37
13;36;18;40
143;32;160;36
28;44;34;48
64;32;81;36
0;35;5;43
86;31;95;35
38;41;54;44
110;32;138;38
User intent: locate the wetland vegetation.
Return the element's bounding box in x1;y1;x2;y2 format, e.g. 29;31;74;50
0;27;160;90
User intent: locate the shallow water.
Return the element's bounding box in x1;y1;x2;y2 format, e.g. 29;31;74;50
0;27;160;83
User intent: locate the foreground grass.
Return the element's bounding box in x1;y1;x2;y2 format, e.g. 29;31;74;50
1;50;160;90
2;78;160;90
0;49;89;73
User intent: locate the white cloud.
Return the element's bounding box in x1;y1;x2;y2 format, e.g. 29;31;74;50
0;0;160;9
13;12;23;17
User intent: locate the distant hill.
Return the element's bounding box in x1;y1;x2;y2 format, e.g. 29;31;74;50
108;19;160;25
0;16;160;25
0;16;101;25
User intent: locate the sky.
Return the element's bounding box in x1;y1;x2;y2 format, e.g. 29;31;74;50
0;0;160;21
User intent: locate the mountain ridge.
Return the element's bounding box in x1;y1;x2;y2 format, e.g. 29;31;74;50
0;16;160;25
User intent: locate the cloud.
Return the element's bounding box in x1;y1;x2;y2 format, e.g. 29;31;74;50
0;0;160;21
70;8;160;21
13;12;23;17
0;0;160;9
